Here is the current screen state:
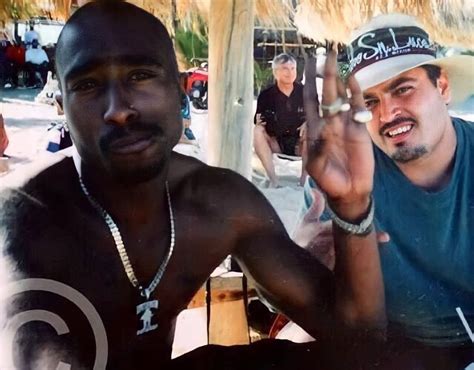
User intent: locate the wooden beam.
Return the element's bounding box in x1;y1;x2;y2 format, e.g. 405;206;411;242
257;42;319;48
208;0;254;178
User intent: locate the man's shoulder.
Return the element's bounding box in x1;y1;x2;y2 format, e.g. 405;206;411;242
452;116;474;147
258;84;278;98
0;158;77;264
172;153;252;190
293;82;304;92
453;116;474;130
171;153;265;208
1;157;76;221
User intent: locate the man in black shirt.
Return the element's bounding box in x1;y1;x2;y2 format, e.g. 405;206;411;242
254;53;307;187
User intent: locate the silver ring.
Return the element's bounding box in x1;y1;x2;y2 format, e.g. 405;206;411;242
319;97;343;117
340;102;351;112
352;110;373;124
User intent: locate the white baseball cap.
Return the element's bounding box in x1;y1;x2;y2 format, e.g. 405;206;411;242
347;14;474;106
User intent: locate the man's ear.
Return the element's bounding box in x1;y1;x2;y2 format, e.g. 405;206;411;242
437;69;451;105
55;93;63;109
54;92;64;116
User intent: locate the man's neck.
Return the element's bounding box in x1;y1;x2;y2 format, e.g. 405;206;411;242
81;166;169;230
397;118;457;191
276;81;294;96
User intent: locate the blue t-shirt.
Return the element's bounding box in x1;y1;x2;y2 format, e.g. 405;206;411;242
303;117;474;346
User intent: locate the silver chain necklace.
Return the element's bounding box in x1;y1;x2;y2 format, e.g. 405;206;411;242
79;177;175;335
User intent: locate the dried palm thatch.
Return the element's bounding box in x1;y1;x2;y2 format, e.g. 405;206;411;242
133;0;293;34
0;0;36;21
1;0;293;31
0;0;73;21
295;0;474;48
254;0;293;28
2;0;472;47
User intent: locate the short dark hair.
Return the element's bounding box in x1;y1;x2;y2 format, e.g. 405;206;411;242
55;1;178;85
420;64;441;87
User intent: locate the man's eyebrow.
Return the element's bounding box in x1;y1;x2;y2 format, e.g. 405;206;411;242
363;92;377;100
65;55;163;82
386;76;416;92
363;76;417;99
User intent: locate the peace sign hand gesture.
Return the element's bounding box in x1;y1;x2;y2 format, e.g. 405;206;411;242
304;50;375;221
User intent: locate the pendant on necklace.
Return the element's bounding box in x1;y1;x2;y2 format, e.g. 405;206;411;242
137;299;159;335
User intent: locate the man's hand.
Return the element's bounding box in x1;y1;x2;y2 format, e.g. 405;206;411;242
255;113;266;126
293;188;390;271
304;50;374;221
297;122;307;138
303;53;387;336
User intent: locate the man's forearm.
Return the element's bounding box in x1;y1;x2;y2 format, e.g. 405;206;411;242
330;198;386;337
333;227;386;333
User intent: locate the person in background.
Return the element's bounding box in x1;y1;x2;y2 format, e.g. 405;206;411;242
24;38;49;88
253;53;307;188
0;40;8;87
24;23;40;49
180;90;196;143
46;91;72;153
4;40;25;88
178;72;196;144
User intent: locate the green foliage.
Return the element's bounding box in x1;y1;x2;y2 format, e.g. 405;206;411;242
175;27;208;68
254;61;273;96
461;49;474;56
437;45;474;57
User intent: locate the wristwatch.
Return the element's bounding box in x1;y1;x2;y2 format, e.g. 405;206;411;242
326;196;374;235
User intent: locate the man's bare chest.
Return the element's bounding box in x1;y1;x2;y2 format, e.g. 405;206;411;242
20;210;233;324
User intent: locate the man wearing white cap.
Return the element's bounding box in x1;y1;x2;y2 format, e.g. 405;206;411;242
298;13;474;367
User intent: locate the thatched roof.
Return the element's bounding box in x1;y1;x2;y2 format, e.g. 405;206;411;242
0;0;292;28
295;0;474;48
1;0;473;48
0;0;72;21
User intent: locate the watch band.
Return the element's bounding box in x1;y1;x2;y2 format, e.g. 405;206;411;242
326;196;374;235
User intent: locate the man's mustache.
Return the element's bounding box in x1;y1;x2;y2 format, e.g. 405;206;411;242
100;123;164;150
379;117;417;135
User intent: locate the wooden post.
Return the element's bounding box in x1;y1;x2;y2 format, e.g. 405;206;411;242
187;276;257;346
208;0;254;178
208;276;250;345
282;29;286;53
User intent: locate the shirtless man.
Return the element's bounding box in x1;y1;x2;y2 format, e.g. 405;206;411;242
0;2;384;369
